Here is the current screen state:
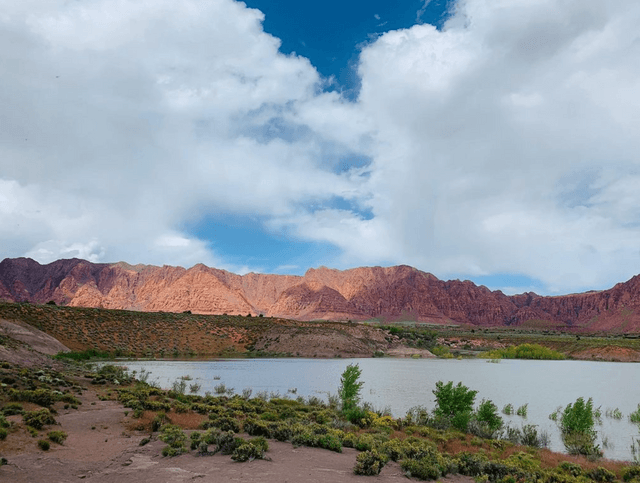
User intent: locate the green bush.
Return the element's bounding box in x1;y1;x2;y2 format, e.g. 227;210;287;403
47;430;68;444
353;449;388;476
2;403;24;416
433;381;477;432
231;437;269;462
588;467;616;483
37;439;50;451
482;344;565;360
558;397;601;458
471;399;503;438
0;428;7;440
215;431;244;455
159;424;186;453
9;388;55;407
558;461;582;477
401;458;440;480
622;466;640;482
23;409;56;430
455;451;488;476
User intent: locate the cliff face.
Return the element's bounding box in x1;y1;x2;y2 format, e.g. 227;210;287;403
1;257;640;331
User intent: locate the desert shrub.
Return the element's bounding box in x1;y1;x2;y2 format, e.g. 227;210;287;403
2;403;23;416
161;446;183;457
0;415;9;428
47;430;68;444
60;393;81;405
23;409;56;430
159;424;186;453
502;404;514;415
243;418;270;437
622;466;640;482
353;449;388;476
269;422;293;442
9;388;55;407
588;467;616;483
401;458;441;480
455;451;488;476
382;438;406;461
37;439;50;451
0;428;7;440
342;431;358;448
231;437;269;462
354;433;377;451
316;433;342;453
151;412;169;432
215;431;244;455
557;461;582;477
172;402;190;414
96;364;131;384
433;381;477;432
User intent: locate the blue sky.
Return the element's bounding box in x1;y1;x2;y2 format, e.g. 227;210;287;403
241;0;454;96
2;0;640;296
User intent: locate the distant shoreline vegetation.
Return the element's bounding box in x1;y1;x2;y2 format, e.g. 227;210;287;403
480;343;565;360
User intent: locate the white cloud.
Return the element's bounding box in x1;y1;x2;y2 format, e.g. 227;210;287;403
0;0;367;272
345;0;640;293
2;0;640;295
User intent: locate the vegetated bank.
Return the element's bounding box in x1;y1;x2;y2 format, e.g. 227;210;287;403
3;301;640;361
3;356;640;481
0;302;396;359
376;323;640;361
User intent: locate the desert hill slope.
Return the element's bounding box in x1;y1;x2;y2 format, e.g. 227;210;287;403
1;257;640;331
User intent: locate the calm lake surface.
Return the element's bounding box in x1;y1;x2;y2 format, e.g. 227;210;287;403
118;358;640;461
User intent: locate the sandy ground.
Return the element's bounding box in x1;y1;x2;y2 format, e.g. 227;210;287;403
0;371;471;482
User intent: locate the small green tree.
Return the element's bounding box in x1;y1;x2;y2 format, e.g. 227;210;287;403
472;399;503;438
339;363;363;411
339;364;365;423
433;381;477;431
558;397;601;458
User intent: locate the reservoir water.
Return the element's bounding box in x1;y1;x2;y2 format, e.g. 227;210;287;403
117;358;640;461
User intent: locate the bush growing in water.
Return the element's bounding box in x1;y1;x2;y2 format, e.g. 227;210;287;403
469;399;504;439
433;381;477;431
482;343;565;360
556;397;602;458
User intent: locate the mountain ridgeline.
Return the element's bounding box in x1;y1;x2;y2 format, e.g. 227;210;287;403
1;257;640;332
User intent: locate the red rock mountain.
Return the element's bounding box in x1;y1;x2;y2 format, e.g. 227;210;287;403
1;257;640;331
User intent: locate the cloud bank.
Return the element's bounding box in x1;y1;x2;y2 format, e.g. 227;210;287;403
1;0;639;294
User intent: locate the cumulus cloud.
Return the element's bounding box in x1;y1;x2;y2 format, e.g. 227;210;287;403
0;0;368;271
2;0;640;294
345;0;640;293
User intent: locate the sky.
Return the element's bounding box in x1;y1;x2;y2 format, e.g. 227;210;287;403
1;0;640;296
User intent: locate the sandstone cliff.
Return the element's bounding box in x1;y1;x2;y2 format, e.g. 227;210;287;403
1;257;640;331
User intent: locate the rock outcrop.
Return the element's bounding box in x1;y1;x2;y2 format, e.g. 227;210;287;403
1;257;640;331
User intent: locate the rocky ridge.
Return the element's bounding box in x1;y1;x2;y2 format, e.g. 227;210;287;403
1;257;640;331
